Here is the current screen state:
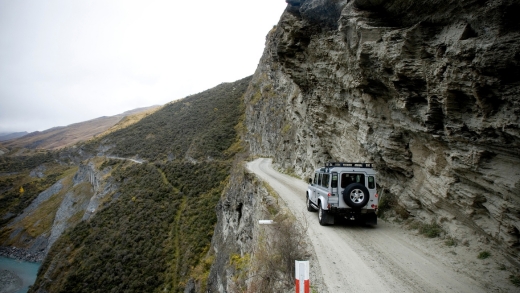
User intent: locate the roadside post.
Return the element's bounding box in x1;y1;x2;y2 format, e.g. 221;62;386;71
295;260;310;293
258;220;275;225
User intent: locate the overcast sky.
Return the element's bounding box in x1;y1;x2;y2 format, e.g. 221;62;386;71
0;0;287;133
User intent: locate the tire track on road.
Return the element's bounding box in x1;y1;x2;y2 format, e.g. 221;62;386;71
247;158;486;293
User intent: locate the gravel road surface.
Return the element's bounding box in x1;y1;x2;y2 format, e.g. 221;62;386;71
247;158;487;293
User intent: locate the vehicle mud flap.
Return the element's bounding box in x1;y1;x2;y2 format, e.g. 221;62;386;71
364;212;377;225
326;213;335;225
318;205;335;226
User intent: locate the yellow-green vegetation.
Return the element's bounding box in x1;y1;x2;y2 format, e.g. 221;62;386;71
34;160;231;293
250;89;263;105
0;151;56;173
0;163;75;230
189;248;215;293
18;191;64;239
95;106;161;138
281;123;291;135
85;76;252;162
1;166;80;244
30;76;252;293
230;253;251;286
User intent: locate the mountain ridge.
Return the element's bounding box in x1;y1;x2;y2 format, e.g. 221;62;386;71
1;106;160;150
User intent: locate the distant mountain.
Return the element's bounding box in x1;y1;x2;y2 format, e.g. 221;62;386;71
2;106;160;150
0;132;28;142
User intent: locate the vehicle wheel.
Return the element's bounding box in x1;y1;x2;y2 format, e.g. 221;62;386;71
343;183;370;209
318;204;329;226
306;194;316;212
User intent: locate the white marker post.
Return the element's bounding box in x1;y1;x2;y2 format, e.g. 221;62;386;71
295;260;309;293
258;220;275;225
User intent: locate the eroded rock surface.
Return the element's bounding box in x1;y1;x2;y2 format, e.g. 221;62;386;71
245;0;520;261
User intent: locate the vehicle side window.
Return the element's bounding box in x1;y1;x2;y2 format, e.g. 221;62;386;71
313;173;318;184
331;173;338;188
368;176;375;189
317;173;322;186
321;173;330;188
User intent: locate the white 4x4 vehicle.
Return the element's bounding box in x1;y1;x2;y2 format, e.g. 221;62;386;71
306;162;378;226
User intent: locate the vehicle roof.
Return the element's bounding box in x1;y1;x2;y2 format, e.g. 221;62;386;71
314;162;376;175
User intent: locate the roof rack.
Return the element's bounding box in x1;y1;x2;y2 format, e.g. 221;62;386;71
325;162;374;168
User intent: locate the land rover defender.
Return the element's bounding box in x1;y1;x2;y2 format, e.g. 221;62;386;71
306;162;378;226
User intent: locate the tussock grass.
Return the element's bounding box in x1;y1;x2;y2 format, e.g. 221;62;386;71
510;274;520;287
477;251;491;259
444;237;457;247
406;220;444;238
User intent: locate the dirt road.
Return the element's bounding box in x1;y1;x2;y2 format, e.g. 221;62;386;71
247;158;488;293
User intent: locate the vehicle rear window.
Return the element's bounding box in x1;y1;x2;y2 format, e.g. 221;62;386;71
341;173;366;188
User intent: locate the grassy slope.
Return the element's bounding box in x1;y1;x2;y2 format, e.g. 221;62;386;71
30;76;252;293
92;79;250;162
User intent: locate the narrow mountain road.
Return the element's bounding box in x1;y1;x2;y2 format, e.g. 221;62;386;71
247;158;487;293
105;156;144;164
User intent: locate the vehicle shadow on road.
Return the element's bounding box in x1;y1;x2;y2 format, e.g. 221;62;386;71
332;216;378;230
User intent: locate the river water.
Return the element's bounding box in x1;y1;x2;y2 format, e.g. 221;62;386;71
0;256;40;293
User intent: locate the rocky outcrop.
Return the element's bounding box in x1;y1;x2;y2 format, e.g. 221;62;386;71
2;159;117;262
45;161;117;254
207;166;277;292
245;0;520;261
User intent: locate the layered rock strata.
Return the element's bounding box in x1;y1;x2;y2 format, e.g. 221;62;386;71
244;0;520;261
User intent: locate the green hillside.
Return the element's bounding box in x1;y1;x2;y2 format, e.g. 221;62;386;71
30;76;252;293
90;77;251;162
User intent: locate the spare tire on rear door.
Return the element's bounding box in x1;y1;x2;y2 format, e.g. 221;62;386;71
343;183;370;209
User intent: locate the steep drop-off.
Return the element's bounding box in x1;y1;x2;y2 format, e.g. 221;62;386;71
245;0;520;261
0;77;252;293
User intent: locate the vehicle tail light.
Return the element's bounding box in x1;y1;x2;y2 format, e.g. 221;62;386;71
328;193;331;197
375;193;379;198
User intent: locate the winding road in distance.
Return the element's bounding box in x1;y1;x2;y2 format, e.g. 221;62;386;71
247;158;485;293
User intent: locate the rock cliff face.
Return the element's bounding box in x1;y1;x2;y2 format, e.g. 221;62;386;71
207;167;270;292
244;0;520;260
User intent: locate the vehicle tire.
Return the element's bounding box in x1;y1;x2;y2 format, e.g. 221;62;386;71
318;204;329;226
343;183;370;209
306;193;316;212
